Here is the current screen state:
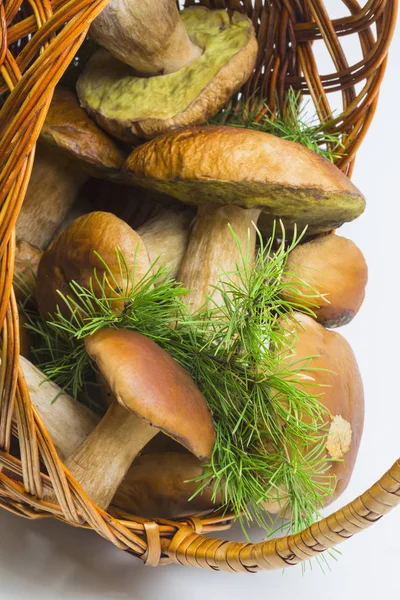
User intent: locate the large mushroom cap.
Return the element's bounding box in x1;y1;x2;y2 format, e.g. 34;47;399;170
36;212;150;317
85;329;215;461
78;8;257;141
124;126;366;234
41;86;124;176
279;313;364;506
282;233;368;328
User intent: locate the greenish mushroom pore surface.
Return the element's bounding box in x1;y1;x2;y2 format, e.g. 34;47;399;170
77;8;256;139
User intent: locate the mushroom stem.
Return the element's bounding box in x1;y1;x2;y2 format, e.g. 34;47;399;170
138;207;193;278
64;401;157;509
20;356;100;460
177;205;261;313
90;0;202;75
16;145;87;250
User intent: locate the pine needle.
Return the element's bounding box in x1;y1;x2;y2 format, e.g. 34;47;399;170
208;88;344;163
23;228;337;537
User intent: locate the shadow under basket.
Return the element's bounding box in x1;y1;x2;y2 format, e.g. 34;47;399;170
0;0;399;571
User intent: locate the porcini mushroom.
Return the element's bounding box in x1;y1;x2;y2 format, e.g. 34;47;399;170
62;329;215;508
36;211;150;318
78;8;257;141
264;312;364;514
90;0;202;75
21;358;216;516
20;357;218;518
35;212;215;508
124;126;366;313
16;207;192;306
113;452;219;518
281;233;368;328
17;87;124;249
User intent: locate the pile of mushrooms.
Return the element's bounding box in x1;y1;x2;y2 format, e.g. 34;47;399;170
123;126;366;313
16;87;124;250
36;212;215;509
13;1;370;522
78;7;258;141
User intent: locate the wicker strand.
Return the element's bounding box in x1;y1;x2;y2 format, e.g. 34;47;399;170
167;461;400;572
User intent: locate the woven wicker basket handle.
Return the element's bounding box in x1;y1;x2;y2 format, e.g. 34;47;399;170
165;459;400;571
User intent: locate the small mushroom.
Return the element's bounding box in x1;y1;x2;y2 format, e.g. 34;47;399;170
36;211;150;318
21;358;216;516
124;126;366;313
281;233;368;328
90;0;202;75
17;87;124;249
112;452;219;518
40;86;125;179
24;208;192;308
78;8;257;141
264;312;364;514
63;329;215;508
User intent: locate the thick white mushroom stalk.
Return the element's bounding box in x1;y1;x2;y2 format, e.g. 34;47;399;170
90;0;202;75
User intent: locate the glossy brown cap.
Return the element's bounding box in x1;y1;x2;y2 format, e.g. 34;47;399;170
112;452;219;518
41;86;124;176
84;329;215;461
124;127;365;234
282;233;368;328
36;212;150;318
281;313;364;506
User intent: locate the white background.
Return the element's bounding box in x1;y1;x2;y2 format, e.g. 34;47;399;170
0;3;399;599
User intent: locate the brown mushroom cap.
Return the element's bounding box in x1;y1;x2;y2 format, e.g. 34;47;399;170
41;86;124;176
36;212;150;317
282;234;368;328
124;126;365;234
85;329;215;462
78;9;257;142
112;452;219;518
265;312;364;513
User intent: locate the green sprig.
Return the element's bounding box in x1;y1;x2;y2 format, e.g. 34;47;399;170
23;228;336;536
208;88;344;162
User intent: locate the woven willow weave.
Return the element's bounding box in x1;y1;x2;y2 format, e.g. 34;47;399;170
0;0;399;571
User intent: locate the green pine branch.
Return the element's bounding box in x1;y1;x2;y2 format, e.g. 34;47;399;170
22;226;337;537
208;88;344;163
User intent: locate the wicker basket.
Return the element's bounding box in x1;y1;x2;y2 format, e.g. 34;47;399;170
0;0;399;572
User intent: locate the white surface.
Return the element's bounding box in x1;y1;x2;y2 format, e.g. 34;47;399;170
1;8;400;600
